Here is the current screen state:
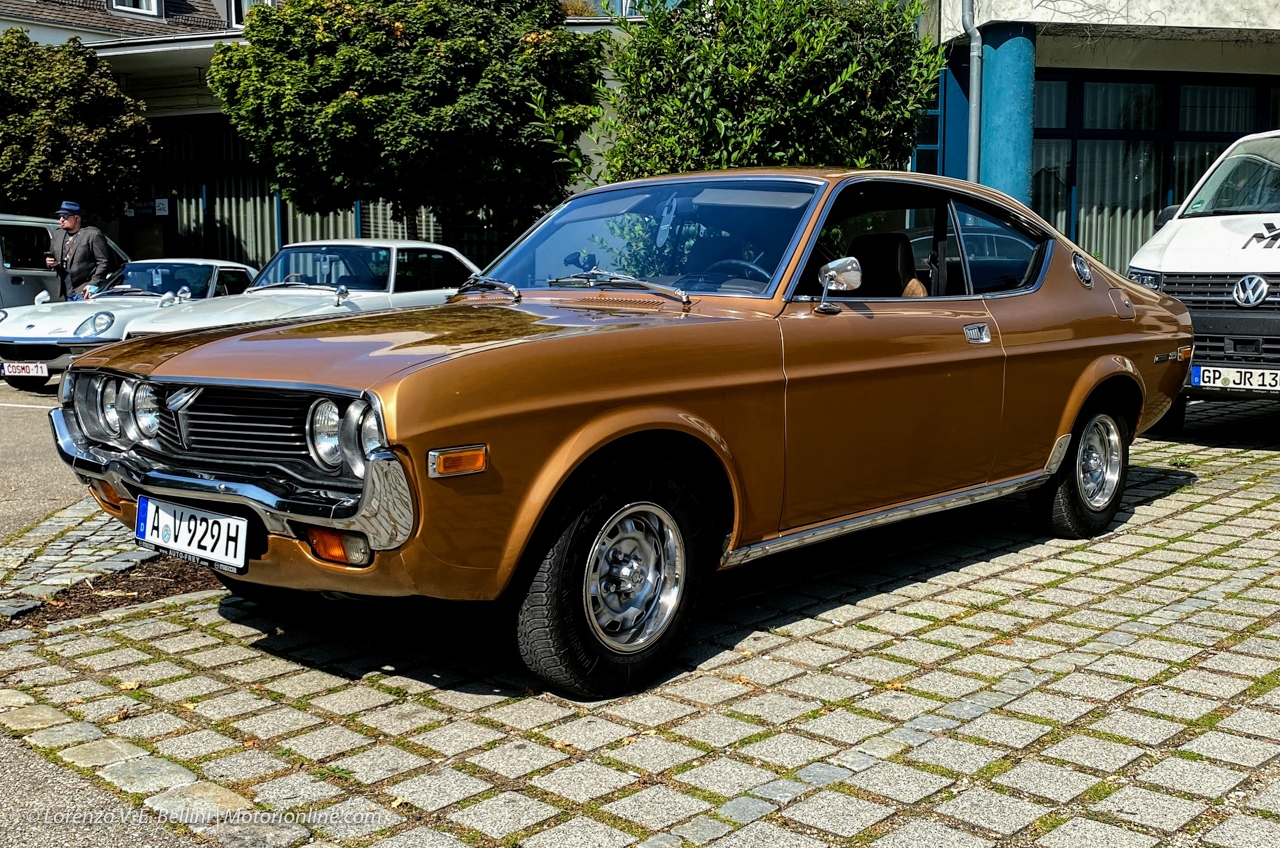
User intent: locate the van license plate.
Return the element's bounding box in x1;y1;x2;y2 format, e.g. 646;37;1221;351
1192;365;1280;392
135;496;248;574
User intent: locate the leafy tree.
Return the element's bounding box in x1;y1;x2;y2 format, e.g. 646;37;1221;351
209;0;607;243
0;30;150;219
593;0;943;182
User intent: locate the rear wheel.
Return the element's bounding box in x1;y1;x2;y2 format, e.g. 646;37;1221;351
1031;408;1129;538
4;375;50;392
515;469;716;697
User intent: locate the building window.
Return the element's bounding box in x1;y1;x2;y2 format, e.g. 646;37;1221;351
1031;73;1280;270
231;0;270;26
113;0;160;15
912;84;942;175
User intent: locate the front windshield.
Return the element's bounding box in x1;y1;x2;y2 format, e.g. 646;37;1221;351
100;263;214;297
487;179;821;295
254;245;392;291
1184;137;1280;218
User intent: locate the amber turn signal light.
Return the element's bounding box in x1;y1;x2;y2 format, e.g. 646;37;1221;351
1177;346;1193;361
428;445;487;478
306;527;372;566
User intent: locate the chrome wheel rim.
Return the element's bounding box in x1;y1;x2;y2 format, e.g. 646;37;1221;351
583;502;685;654
1076;414;1122;510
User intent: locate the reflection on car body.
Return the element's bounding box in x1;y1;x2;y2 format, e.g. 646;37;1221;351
53;169;1191;695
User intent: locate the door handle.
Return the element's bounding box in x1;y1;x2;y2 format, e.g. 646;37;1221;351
10;276;22;284
964;323;991;344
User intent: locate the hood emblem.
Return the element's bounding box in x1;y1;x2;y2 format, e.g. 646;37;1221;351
166;386;203;412
1244;223;1280;249
1233;275;1270;308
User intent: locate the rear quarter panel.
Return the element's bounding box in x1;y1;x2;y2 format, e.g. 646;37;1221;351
370;309;786;600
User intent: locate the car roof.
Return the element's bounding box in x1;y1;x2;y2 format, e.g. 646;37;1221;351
0;214;57;226
123;259;257;272
280;239;461;250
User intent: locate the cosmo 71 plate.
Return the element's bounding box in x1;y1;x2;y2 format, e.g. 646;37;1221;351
135;496;248;574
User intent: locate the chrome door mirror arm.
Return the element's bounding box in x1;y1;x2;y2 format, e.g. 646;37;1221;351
814;256;861;315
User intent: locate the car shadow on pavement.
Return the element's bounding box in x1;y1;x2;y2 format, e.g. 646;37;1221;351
211;460;1199;698
1165;398;1280;449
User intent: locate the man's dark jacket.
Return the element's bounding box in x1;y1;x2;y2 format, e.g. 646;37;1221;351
51;226;111;299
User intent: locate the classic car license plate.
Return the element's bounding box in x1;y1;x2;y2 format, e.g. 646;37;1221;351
135;496;248;574
1192;364;1280;392
1;362;48;377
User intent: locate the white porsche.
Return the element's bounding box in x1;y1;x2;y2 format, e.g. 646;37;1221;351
120;240;479;341
0;258;257;391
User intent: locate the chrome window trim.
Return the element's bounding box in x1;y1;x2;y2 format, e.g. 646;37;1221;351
783;174;1056;303
484;174;829;301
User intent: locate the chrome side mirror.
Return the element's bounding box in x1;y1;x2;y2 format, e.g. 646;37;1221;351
33;290;50;306
814;256;861;315
177;285;192;302
334;284;350;306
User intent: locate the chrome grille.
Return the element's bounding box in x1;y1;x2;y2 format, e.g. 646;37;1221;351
157;386;314;460
1162;274;1280;310
1193;334;1280;367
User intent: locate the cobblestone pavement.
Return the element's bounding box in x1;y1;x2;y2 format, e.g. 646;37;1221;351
9;402;1280;847
0;498;158;619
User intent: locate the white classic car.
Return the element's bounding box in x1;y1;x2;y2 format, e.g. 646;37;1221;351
0;258;256;391
119;240;480;341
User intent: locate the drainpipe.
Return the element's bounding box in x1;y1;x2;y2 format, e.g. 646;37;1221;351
962;0;982;183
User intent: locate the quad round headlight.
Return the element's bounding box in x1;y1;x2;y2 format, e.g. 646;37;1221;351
133;382;161;438
360;409;384;456
75;312;115;337
308;399;342;468
99;378;121;435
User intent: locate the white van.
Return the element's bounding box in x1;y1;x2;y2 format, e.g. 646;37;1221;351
1128;129;1280;429
0;214;128;306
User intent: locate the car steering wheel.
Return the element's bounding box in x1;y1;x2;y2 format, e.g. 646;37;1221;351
703;259;771;283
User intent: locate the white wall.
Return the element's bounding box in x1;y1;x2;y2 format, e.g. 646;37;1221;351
940;0;1280;42
0;20;119;43
1038;34;1280;72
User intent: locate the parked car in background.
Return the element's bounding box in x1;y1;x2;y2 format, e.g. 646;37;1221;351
119;240;480;340
0;214;128;307
1129;129;1280;430
53;170;1191;695
0;259;256;390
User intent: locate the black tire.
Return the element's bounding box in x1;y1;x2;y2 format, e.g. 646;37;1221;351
515;469;717;697
4;375;50;392
1145;393;1186;437
1031;407;1130;539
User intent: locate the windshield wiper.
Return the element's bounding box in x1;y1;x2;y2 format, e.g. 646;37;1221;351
250;281;335;291
544;270;690;306
457;275;521;301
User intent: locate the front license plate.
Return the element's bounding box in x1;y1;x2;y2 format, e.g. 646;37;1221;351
2;362;48;377
135;496;248;574
1191;364;1280;392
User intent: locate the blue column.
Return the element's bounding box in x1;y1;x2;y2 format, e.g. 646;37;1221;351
978;23;1036;205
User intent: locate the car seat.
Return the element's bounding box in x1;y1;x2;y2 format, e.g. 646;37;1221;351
849;233;926;298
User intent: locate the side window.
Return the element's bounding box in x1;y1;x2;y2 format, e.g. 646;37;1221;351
952;202;1047;294
214;270;252;296
0;225;52;271
395;249;473;292
795;182;964;299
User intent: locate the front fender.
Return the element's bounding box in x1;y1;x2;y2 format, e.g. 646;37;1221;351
1053;354;1147;442
493;406;746;596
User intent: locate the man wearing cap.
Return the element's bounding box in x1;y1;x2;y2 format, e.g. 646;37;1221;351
44;201;111;300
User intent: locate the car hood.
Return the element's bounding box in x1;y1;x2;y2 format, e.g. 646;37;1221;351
1130;213;1280;274
74;298;733;392
0;296;170;340
122;288;378;335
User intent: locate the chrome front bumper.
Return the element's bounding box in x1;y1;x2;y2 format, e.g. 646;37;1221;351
50;407;415;550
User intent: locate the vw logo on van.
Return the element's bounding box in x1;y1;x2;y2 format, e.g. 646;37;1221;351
1233;275;1271;308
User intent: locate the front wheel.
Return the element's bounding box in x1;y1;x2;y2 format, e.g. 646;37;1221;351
4;375;50;392
516;473;712;697
1031;409;1129;539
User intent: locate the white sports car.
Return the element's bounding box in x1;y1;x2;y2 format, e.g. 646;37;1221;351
0;258;257;391
120;240;479;341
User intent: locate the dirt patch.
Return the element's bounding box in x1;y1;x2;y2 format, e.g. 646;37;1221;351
2;557;223;630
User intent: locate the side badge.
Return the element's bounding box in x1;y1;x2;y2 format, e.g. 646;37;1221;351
1073;253;1093;288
